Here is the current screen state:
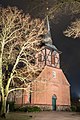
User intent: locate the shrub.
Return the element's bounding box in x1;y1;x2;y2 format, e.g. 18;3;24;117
71;105;77;112
16;106;41;112
0;101;15;112
76;106;80;112
27;106;41;112
7;101;15;112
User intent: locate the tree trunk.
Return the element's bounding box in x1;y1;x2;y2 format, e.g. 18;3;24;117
1;93;7;118
0;42;6;118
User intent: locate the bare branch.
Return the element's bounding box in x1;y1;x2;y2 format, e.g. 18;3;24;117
8;87;28;94
64;19;80;38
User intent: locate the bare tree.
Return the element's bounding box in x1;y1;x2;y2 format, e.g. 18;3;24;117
64;19;80;38
0;6;46;118
47;1;80;19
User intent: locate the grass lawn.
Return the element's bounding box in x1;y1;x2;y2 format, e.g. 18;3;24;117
0;112;32;120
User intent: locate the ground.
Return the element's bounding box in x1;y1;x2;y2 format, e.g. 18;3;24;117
0;112;31;120
1;111;80;120
31;111;80;120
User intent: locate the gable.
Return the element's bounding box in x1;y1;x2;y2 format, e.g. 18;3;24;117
36;66;70;86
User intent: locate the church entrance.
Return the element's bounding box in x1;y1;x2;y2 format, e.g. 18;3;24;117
52;95;57;111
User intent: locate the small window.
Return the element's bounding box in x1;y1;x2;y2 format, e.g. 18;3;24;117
38;54;42;62
53;71;56;78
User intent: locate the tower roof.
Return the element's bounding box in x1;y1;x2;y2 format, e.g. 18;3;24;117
45;43;62;54
44;16;61;54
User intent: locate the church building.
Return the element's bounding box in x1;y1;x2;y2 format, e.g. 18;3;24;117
8;17;71;111
30;17;71;110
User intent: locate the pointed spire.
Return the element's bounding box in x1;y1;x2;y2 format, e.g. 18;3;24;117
44;16;52;45
44;16;62;54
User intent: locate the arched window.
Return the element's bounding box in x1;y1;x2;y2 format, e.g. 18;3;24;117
53;71;56;78
38;54;42;62
52;94;57;99
52;54;55;64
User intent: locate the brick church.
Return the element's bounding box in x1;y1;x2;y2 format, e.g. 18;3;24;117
8;17;71;110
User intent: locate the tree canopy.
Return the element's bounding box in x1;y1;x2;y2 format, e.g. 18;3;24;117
0;6;46;117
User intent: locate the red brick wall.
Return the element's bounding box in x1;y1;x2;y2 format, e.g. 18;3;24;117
31;66;70;106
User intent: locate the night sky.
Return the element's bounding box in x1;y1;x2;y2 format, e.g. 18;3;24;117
0;0;80;99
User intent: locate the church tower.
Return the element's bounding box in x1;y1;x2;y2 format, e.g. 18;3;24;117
36;16;61;69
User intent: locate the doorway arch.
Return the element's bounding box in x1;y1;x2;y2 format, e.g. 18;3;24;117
52;94;57;111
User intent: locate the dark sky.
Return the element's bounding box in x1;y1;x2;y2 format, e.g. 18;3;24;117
0;0;80;99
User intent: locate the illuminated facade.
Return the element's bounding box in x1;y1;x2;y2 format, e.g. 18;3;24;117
8;17;71;110
31;43;71;110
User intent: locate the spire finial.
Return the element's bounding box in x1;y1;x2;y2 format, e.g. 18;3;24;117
47;15;50;33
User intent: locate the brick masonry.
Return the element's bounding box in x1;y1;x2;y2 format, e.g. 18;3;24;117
31;66;71;110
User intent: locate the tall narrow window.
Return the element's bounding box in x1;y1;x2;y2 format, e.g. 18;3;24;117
52;54;55;64
38;54;42;62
